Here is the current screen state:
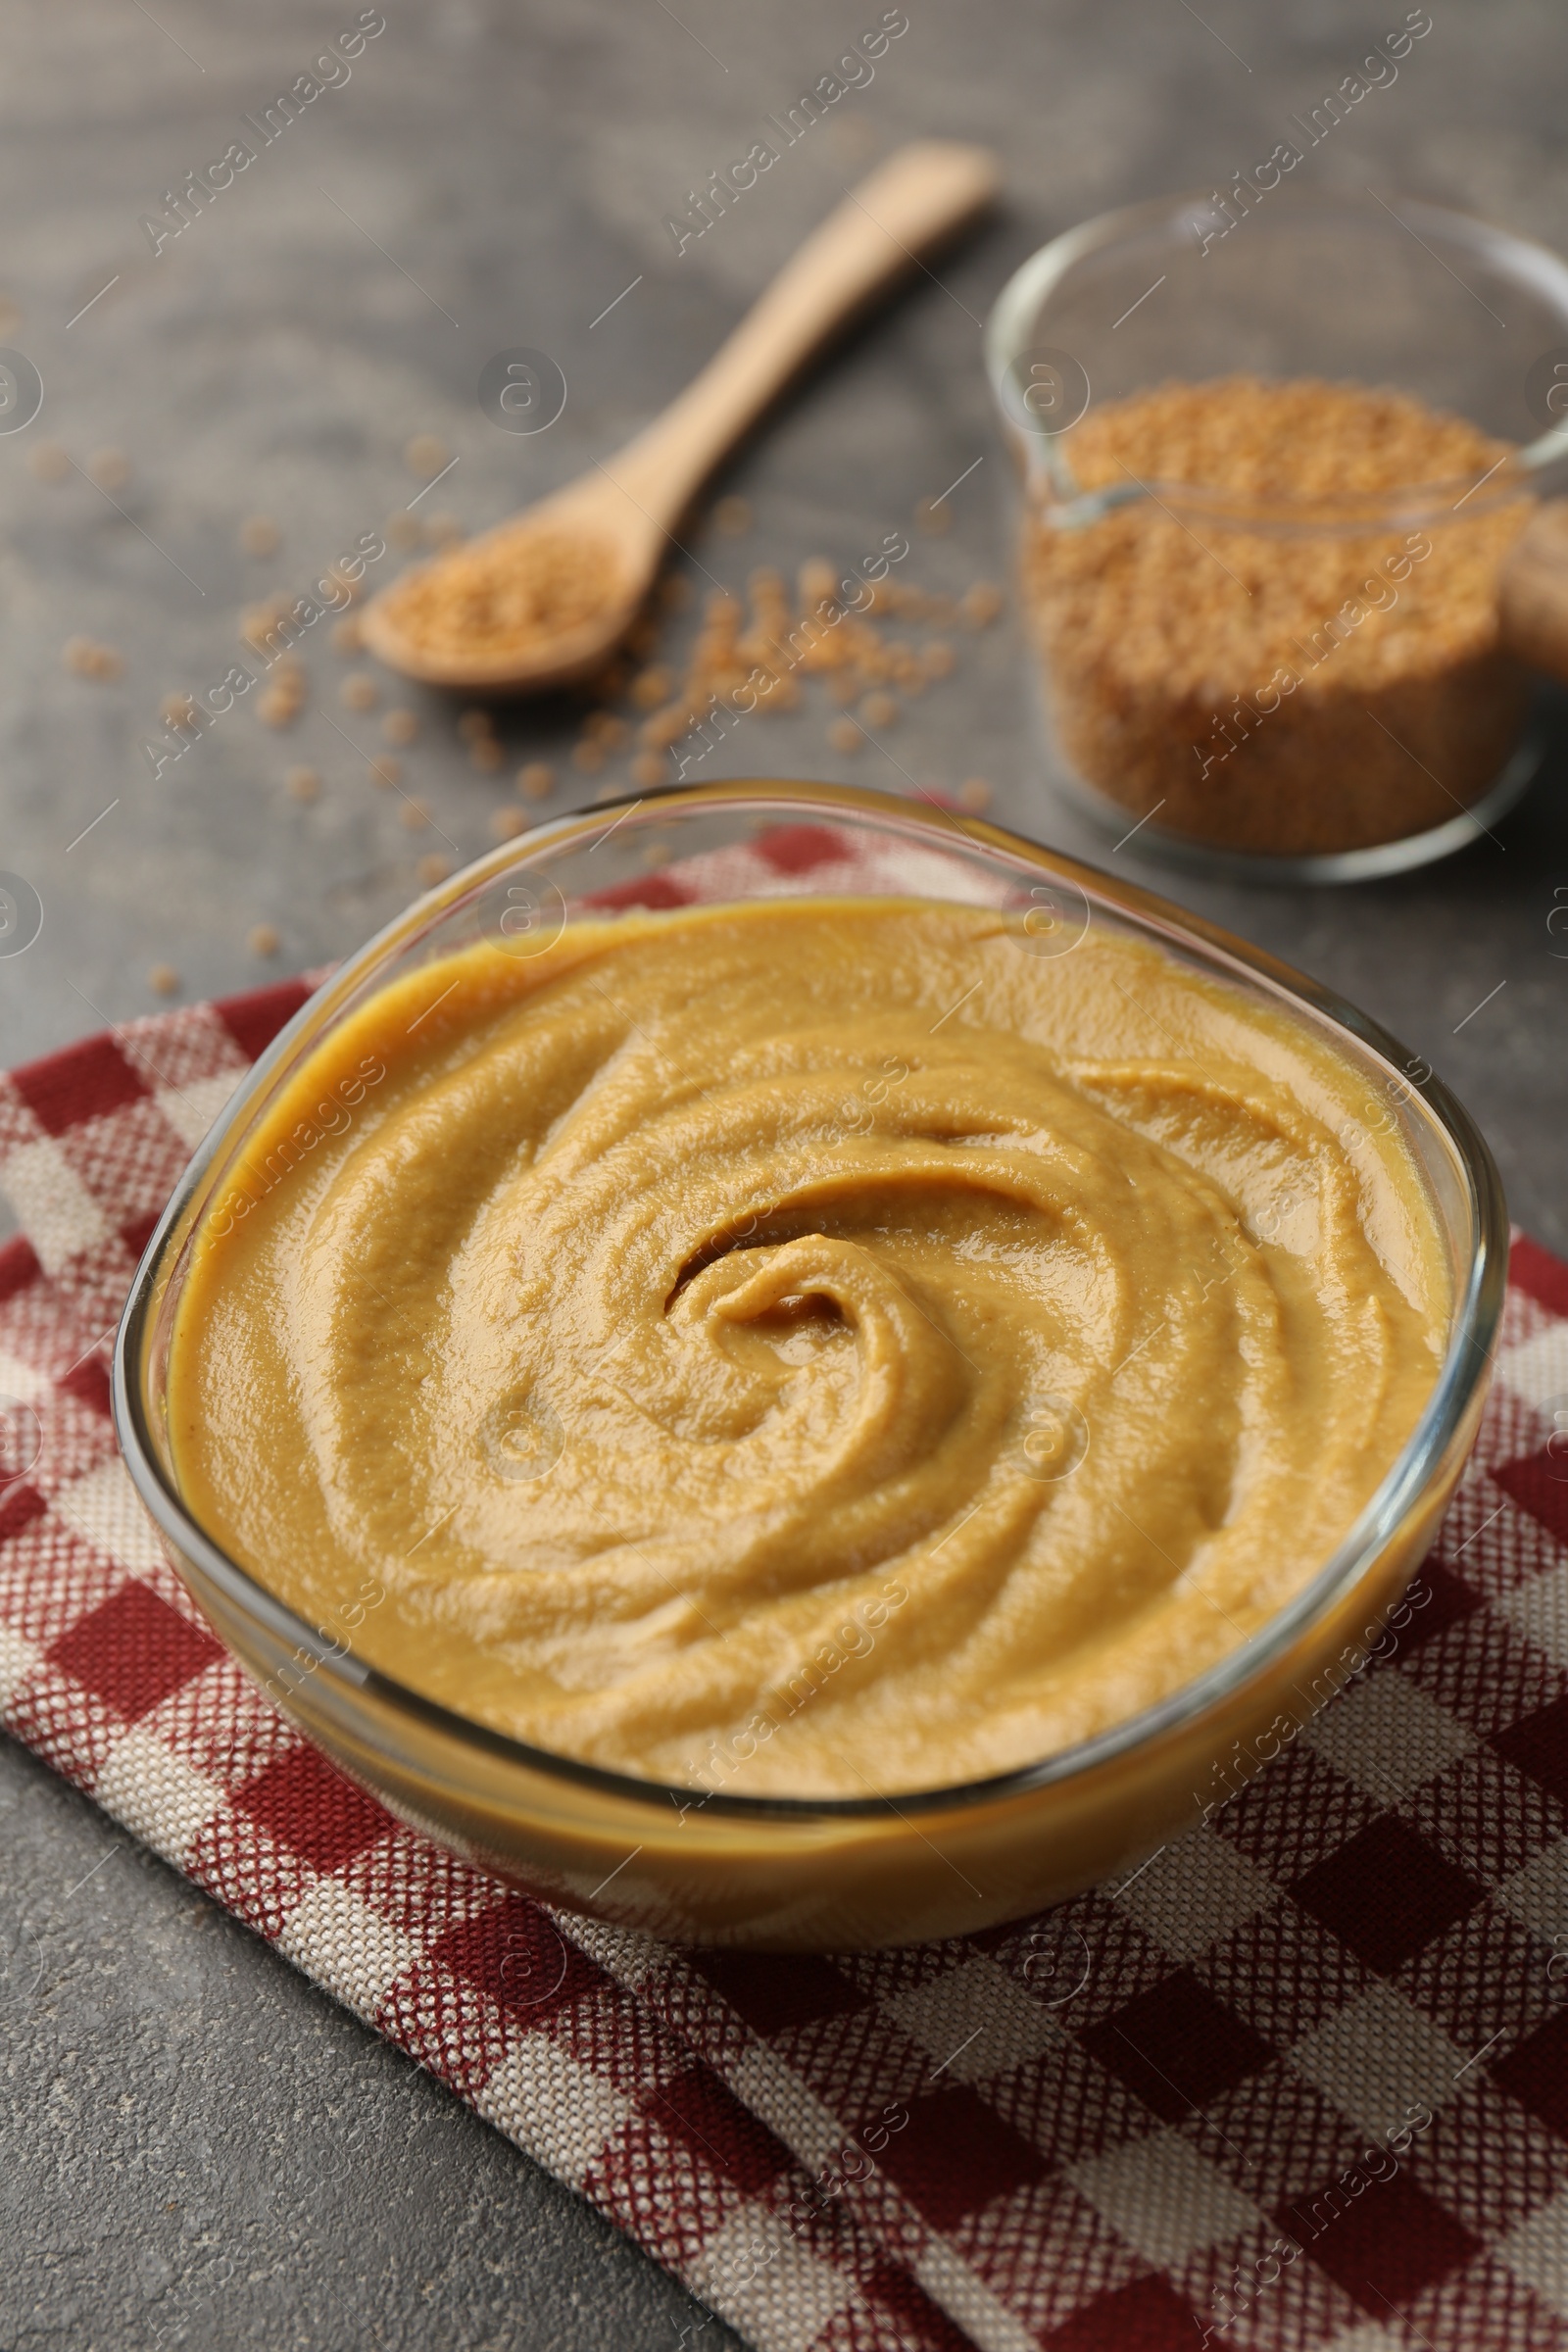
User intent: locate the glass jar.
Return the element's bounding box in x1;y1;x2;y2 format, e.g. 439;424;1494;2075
986;186;1568;881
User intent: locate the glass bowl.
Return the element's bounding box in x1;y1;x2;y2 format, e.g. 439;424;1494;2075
113;781;1505;1950
985;185;1568;882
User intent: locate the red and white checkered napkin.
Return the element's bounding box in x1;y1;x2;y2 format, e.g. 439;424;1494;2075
5;839;1568;2352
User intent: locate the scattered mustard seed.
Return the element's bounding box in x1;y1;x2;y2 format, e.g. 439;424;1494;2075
239;594;290;654
148;963;180;997
798;559;838;614
491;806;527;841
64;637;124;681
248;922;280;956
381;708;419;745
404;433;449;478
517;761;554;800
86;448;130;491
29;442;70;484
240;514;280;558
285;765;321;802
340;673;377;711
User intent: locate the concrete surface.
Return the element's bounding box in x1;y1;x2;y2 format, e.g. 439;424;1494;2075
1;0;1565;2345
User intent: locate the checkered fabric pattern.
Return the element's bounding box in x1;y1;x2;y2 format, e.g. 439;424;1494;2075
3;829;1568;2351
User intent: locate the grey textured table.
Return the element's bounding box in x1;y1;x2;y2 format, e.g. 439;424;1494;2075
2;3;1565;2346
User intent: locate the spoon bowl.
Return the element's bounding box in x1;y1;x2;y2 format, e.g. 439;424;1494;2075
360;487;654;691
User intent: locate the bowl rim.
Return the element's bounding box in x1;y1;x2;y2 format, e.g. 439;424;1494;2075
112;778;1509;1825
983;181;1568;522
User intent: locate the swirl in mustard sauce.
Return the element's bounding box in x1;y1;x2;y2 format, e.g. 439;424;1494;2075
168;899;1446;1796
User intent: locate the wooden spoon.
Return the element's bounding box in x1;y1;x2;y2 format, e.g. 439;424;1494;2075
1499;497;1568;683
359;140;1000;692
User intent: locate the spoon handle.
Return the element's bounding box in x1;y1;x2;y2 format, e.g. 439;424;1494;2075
609;140;999;519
